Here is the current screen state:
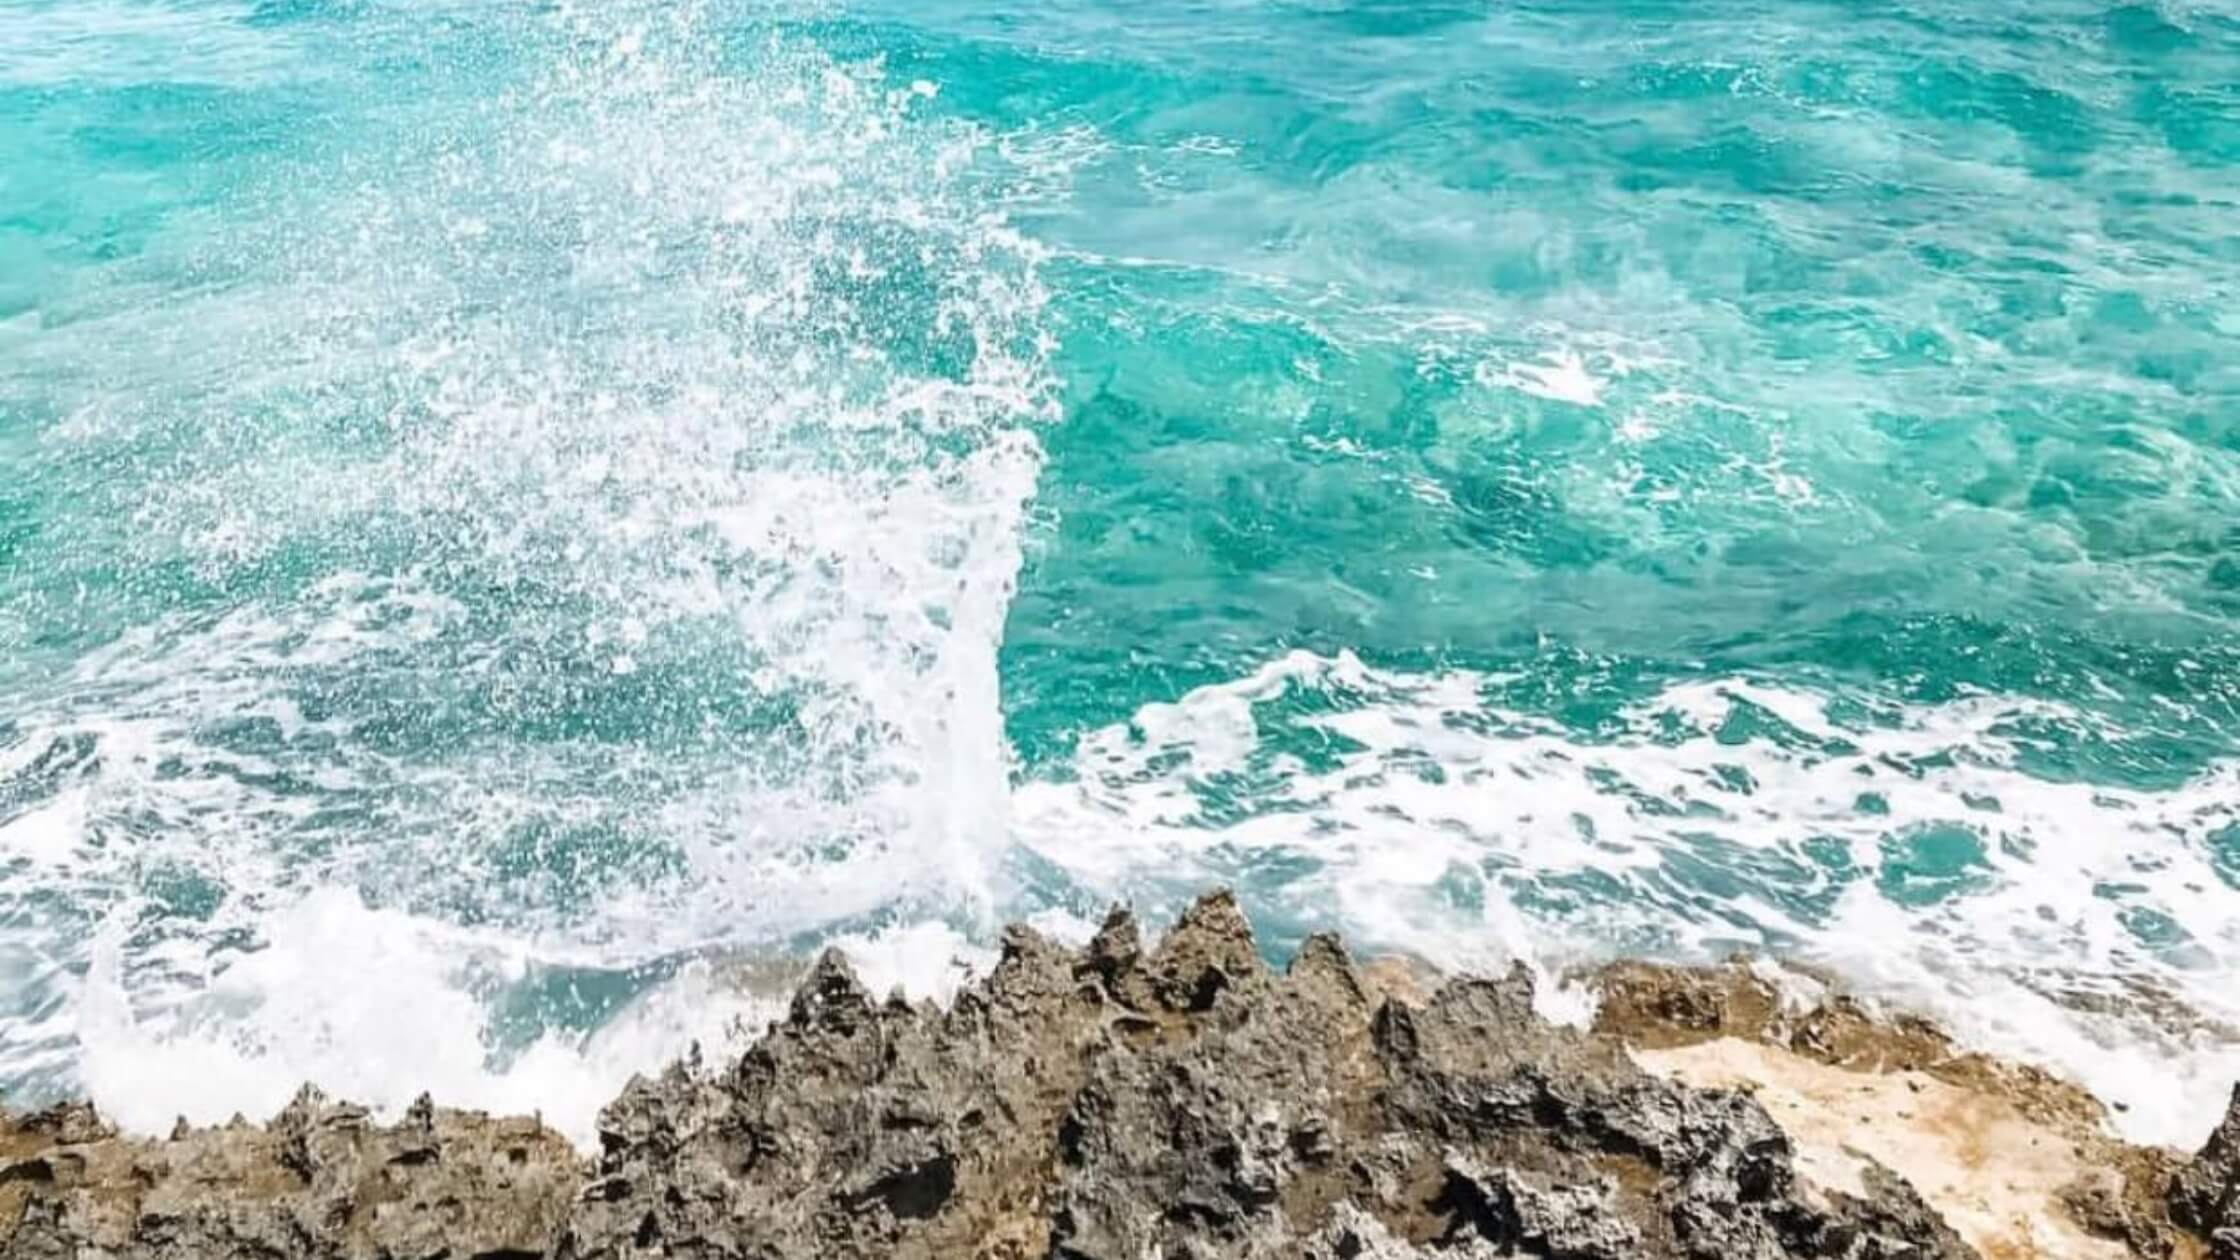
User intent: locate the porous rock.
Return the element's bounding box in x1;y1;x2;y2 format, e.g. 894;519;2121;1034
0;891;2086;1258
2172;1085;2240;1257
573;890;1974;1259
0;1087;576;1259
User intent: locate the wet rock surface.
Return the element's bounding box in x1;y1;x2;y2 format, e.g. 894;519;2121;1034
0;892;2222;1258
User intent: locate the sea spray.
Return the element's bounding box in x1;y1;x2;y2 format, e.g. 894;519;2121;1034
5;3;1053;1133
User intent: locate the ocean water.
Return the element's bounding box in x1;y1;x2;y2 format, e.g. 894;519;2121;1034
2;0;2237;1146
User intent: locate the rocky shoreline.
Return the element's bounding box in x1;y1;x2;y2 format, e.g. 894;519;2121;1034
3;891;2236;1259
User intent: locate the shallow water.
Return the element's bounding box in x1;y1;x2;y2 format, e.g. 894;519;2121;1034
1;0;2236;1145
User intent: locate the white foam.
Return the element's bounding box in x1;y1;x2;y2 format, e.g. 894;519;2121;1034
0;792;86;870
3;6;1058;1143
10;0;2236;1163
1011;652;2240;1146
72;889;1002;1147
1481;347;1607;406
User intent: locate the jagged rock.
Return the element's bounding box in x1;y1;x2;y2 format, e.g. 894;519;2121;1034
0;1086;577;1259
0;890;2211;1259
568;893;1981;1260
2173;1086;2240;1249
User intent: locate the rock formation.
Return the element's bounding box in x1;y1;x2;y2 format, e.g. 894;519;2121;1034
0;1091;575;1259
0;890;2226;1259
2170;1086;2240;1260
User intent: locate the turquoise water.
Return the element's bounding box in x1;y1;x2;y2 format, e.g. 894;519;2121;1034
2;0;2236;1141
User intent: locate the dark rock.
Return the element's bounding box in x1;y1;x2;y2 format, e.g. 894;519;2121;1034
0;889;2132;1259
563;892;1983;1260
0;1085;577;1259
2174;1085;2240;1245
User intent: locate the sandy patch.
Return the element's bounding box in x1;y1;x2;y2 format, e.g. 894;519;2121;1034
1635;1037;2127;1260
